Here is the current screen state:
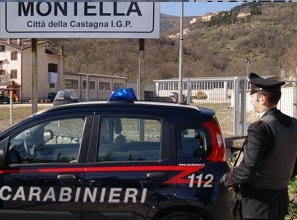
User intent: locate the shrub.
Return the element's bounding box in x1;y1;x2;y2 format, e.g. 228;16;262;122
288;178;297;219
194;91;207;100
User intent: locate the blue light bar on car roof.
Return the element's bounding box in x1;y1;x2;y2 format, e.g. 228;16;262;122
108;88;137;103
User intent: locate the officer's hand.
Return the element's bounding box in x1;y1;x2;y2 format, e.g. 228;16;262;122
220;173;235;188
233;185;240;193
220;173;228;184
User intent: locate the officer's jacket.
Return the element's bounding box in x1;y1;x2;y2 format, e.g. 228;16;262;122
230;108;297;188
249;114;297;189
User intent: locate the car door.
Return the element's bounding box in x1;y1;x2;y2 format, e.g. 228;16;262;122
82;113;177;220
175;126;229;205
0;115;92;220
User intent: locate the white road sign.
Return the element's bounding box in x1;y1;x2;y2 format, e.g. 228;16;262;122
0;2;160;38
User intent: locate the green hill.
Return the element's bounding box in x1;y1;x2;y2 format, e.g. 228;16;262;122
50;2;297;82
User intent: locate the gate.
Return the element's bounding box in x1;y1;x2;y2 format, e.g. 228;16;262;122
233;77;247;136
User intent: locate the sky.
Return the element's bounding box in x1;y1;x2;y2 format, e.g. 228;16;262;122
160;2;243;17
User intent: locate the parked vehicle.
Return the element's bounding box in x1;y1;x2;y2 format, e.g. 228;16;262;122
0;88;233;220
53;89;79;106
0;94;10;104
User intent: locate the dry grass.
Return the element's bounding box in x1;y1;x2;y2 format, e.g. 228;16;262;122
0;104;51;132
193;103;234;137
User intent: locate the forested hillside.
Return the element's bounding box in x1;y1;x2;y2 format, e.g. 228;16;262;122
50;2;297;82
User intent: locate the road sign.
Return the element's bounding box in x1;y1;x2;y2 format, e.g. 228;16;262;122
0;2;160;38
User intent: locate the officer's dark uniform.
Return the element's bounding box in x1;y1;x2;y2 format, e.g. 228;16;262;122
223;73;297;220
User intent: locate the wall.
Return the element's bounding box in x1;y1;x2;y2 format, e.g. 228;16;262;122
0;44;22;85
22;43;62;101
64;73;126;101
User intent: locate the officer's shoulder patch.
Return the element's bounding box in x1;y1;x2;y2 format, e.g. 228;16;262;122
254;120;263;126
253;120;263;126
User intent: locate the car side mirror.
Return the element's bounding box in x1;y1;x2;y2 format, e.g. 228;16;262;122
44;129;54;141
0;136;9;167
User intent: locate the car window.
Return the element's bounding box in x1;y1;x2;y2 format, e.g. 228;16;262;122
179;128;208;158
98;116;161;162
8;117;86;164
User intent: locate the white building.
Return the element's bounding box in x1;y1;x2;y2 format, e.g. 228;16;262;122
0;39;126;102
237;12;251;18
154;77;237;101
202;12;215;22
64;72;126;101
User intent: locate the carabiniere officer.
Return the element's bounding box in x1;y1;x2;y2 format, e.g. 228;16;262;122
221;72;297;220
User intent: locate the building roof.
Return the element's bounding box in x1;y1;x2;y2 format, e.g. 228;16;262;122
64;71;126;80
0;80;21;90
0;39;63;56
153;75;279;83
153;76;238;82
0;39;22;50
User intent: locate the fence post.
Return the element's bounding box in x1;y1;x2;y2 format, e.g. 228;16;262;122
186;79;191;104
233;77;239;136
241;78;247;135
233;77;247;136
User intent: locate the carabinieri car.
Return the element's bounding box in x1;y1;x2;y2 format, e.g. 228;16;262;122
0;88;233;220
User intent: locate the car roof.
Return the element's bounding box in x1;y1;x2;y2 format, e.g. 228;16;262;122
49;100;200;111
40;100;215;125
1;101;216;137
40;100;213;115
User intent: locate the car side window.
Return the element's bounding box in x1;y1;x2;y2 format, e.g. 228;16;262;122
98;116;161;162
8;117;86;164
179;128;208;158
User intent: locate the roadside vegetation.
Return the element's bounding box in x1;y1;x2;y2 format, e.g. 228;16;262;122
49;3;297;83
288;178;297;220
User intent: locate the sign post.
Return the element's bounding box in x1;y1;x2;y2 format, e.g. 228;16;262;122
31;38;38;114
9;90;13;124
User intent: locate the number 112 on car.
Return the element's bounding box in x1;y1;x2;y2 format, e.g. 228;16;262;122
188;174;214;188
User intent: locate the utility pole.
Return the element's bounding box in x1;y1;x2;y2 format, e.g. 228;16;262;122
178;2;184;104
245;56;250;77
86;74;90;101
31;38;38;113
138;39;145;100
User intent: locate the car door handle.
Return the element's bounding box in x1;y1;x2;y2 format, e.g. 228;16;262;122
57;174;78;181
146;172;169;181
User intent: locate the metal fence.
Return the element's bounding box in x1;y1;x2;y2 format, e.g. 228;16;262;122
147;78;297;137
